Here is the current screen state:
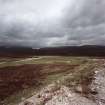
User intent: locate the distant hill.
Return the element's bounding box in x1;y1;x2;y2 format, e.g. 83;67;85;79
0;46;35;57
36;45;105;56
0;45;105;57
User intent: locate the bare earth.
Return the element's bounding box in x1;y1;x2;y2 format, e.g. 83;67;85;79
19;66;105;105
1;56;105;105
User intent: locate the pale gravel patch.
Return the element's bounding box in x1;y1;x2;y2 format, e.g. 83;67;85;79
91;68;105;105
19;85;96;105
45;86;96;105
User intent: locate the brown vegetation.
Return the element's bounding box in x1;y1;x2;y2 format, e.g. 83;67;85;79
0;63;78;101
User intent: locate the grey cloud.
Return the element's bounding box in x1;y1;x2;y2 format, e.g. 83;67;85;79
63;0;105;27
0;0;105;47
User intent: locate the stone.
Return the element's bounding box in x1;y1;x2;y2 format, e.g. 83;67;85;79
75;85;83;93
24;101;34;105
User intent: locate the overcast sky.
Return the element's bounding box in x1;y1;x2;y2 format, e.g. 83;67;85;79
0;0;105;48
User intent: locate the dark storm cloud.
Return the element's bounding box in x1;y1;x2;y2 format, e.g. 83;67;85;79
64;0;105;27
0;0;105;47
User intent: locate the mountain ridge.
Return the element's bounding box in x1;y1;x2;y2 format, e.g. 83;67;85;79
0;45;105;57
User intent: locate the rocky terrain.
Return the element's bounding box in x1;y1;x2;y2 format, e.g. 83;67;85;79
0;56;105;105
19;84;96;105
19;61;105;105
90;67;105;105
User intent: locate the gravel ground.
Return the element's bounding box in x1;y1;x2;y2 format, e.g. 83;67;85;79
19;85;96;105
90;68;105;105
19;66;105;105
45;86;96;105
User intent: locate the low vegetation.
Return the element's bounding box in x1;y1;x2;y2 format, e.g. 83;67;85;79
0;56;102;105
